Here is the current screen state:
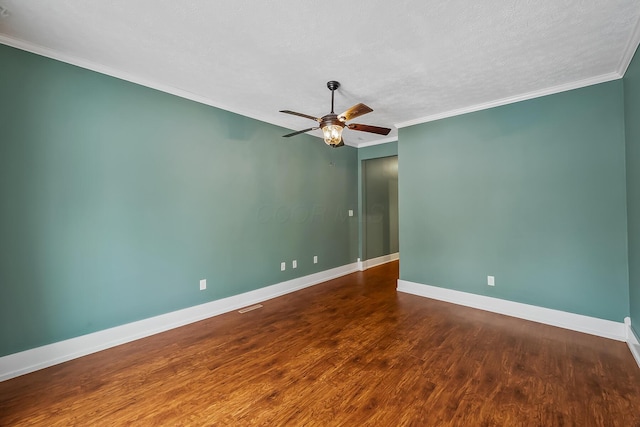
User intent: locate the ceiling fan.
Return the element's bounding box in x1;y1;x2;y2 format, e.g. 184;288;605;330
280;81;391;147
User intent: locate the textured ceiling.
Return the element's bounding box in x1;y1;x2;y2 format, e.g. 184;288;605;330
0;1;639;147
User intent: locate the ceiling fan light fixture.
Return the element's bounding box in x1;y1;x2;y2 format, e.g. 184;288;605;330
322;123;343;146
279;80;391;146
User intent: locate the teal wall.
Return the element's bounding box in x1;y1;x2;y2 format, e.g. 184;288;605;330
0;44;358;357
399;81;629;322
357;142;398;260
625;47;640;336
3;36;638;359
358;141;398;162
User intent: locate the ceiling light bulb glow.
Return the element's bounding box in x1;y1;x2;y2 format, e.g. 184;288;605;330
322;124;343;146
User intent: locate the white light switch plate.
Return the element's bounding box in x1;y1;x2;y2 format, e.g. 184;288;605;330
487;276;495;286
199;279;206;290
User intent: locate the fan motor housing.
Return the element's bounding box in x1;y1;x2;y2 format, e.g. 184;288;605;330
320;113;345;129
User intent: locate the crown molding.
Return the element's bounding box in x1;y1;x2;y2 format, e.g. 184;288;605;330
0;35;288;131
0;35;398;150
617;14;640;76
395;72;622;129
353;136;398;148
1;34;630;142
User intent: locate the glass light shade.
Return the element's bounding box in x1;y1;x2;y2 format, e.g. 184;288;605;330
322;124;343;146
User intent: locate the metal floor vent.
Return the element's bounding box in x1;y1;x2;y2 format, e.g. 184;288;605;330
238;304;263;314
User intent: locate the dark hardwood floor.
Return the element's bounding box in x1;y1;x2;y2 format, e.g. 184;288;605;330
1;261;639;426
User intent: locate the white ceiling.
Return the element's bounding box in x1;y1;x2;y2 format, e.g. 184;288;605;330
0;1;639;147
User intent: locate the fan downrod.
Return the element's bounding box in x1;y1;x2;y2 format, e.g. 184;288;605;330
327;81;340;113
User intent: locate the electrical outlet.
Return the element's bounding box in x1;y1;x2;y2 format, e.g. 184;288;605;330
313;255;318;264
199;279;206;290
487;276;495;286
281;262;286;271
292;260;297;269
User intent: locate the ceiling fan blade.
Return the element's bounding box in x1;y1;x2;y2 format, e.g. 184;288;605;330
347;123;392;135
282;127;319;138
279;110;320;122
338;103;373;122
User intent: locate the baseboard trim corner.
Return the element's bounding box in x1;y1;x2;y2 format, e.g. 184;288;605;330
362;253;399;270
397;279;627;342
626;319;640;369
0;262;358;382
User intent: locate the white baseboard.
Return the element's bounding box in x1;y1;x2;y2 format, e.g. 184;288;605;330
361;252;399;271
0;263;359;382
397;279;627;341
626;318;640;369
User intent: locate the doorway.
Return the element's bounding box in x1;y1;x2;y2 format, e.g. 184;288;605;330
362;156;399;263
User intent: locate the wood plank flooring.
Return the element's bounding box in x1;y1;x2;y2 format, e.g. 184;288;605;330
1;261;639;426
